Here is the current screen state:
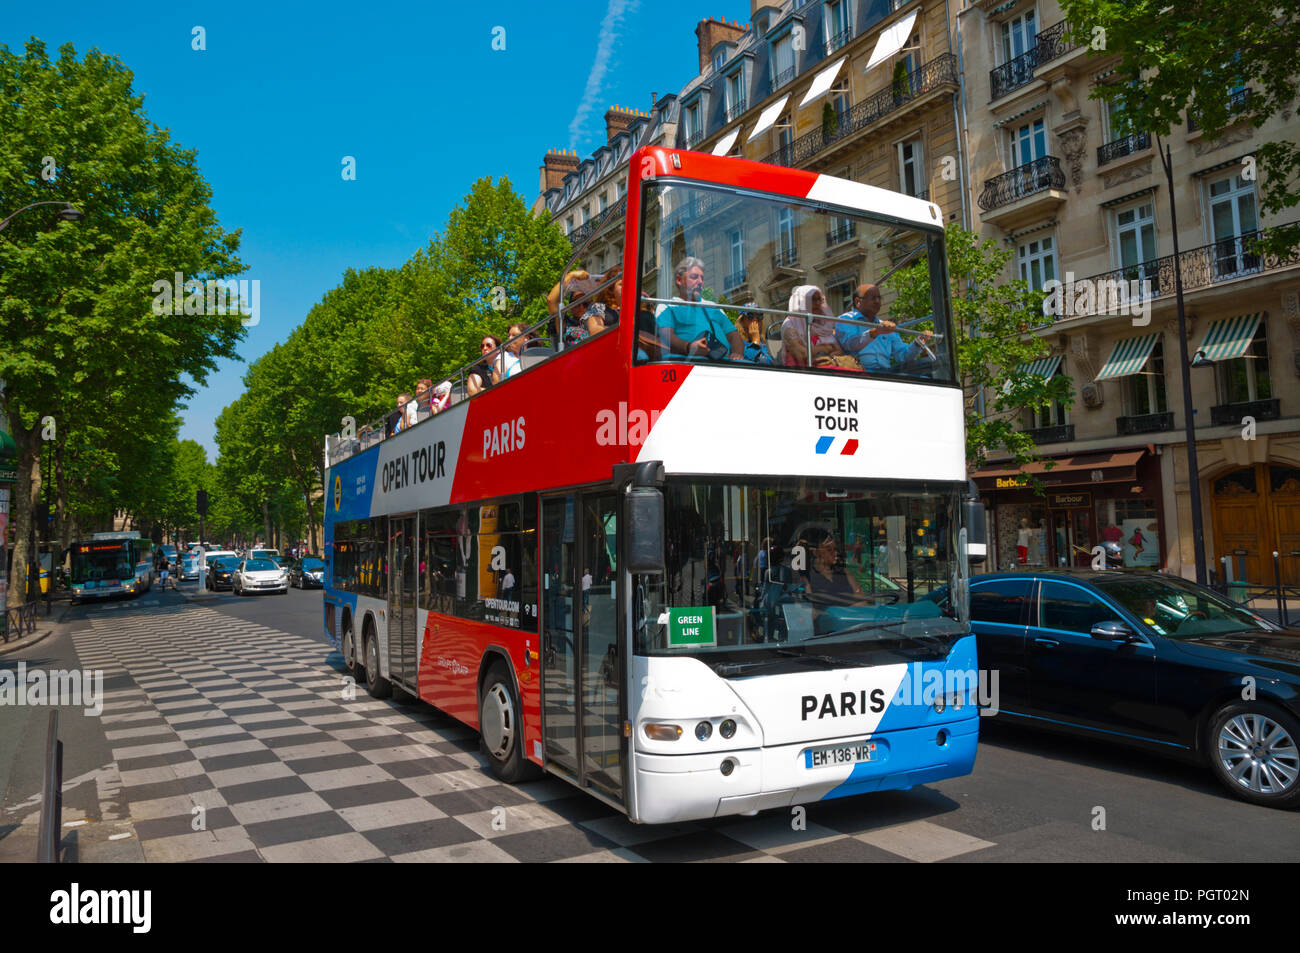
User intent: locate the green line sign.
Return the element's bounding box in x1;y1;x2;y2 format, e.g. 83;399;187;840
667;606;716;647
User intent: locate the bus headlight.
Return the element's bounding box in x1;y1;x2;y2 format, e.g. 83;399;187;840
695;721;712;741
643;723;682;741
720;719;736;739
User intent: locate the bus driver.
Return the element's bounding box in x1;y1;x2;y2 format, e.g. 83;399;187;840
654;257;744;361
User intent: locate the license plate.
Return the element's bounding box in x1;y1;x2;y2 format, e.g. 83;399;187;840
805;740;877;769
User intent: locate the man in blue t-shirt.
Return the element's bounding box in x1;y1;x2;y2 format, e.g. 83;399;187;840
835;283;934;373
655;256;744;360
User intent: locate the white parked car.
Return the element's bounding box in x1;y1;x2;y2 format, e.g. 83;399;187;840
232;558;289;596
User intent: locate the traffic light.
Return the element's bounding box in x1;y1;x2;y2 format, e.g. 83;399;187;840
196;489;209;515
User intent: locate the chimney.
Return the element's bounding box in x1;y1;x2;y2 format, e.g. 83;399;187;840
604;105;649;143
540;149;580;194
695;17;746;75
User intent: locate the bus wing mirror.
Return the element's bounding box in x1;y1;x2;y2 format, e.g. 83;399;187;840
627;487;665;574
963;482;987;565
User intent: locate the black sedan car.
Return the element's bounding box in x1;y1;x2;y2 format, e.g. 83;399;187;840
933;570;1300;808
287;556;325;589
205;556;240;591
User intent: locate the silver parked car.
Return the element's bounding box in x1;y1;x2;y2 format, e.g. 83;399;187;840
232;558;289;596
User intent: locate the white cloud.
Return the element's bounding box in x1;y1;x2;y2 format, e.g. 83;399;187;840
567;0;636;150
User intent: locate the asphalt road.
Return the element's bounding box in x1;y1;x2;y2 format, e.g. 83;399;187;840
1;578;1295;863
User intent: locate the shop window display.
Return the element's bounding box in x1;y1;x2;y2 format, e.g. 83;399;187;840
1098;498;1159;568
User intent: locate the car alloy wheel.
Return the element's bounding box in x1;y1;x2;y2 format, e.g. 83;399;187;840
1216;709;1299;799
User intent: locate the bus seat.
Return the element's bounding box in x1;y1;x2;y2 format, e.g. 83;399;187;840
520;346;555;369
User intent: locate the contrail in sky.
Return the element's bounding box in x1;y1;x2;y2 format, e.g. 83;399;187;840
567;0;637;149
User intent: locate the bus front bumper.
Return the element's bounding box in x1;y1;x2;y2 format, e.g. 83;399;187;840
631;715;978;825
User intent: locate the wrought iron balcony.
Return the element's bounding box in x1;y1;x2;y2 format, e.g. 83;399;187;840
826;221;857;246
682;128;705;149
1026;423;1075;444
989;19;1080;100
1188;88;1251;132
758;54;958;168
1116;412;1174;436
977;156;1066;211
726;98;748;122
772;245;800;269
770;66;796;94
825;27;852;55
724;267;747;290
1211;398;1279;427
1060;226;1300;317
1096;132;1151;166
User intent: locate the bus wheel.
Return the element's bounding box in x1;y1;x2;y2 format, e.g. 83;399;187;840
363;630;391;700
341;619;357;673
480;663;527;783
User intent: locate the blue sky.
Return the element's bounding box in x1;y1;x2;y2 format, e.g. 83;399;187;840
4;0;746;461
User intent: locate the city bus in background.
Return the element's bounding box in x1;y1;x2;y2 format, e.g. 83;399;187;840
68;531;154;604
321;145;985;824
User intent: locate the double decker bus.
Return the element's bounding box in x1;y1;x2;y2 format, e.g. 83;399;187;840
322;147;984;824
69;532;155;603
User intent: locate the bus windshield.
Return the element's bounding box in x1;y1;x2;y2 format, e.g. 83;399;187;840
635;180;953;382
71;544;132;582
635;478;967;675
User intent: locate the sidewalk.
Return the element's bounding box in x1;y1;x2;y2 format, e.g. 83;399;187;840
0;599;64;657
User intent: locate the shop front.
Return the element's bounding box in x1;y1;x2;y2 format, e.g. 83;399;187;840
973;449;1166;571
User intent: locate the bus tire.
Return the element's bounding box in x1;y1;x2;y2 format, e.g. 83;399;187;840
341;617;357;673
363;627;391;699
480;662;528;783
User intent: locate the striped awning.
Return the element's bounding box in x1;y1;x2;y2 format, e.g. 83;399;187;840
1017;355;1063;379
1198;313;1262;362
1095;333;1160;380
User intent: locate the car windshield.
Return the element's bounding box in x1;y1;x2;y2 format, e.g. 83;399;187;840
1094;576;1277;639
302;558;325;570
211;557;237;569
244;559;279;572
635;180;953;382
634;477;968;676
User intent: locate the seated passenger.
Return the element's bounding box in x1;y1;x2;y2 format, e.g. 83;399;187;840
736;310;774;365
492;324;527;383
548;270;597;348
585;271;621;336
391;392;415;434
781;286;845;367
430;380;452;413
835;283;935;373
414;379;434;419
654;256;743;360
468;336;502;395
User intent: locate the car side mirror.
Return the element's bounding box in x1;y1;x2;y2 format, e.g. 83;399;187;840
1090;621;1135;642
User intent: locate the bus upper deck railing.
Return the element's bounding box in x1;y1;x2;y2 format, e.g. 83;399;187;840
324;288;943;469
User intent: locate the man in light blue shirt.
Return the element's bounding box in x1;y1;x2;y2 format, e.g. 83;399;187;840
655;256;744;360
835;283;933;372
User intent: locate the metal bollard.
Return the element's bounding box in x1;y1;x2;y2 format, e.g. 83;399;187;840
37;710;63;863
1273;551;1285;627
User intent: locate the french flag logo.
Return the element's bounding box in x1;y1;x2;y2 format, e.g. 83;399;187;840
815;437;858;455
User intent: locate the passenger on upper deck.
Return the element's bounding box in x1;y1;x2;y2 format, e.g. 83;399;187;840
585;272;621;334
780;286;844;367
430;381;452;414
414;379;434;419
392;392;415;434
654;257;744;361
468;336;502;396
492;324;527;383
548;270;605;347
835;283;934;374
736;309;775;365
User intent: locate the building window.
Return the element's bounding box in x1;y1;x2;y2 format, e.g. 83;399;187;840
824;0;853;52
777;207;796;262
1029;364;1068;429
1017;234;1056;291
565;216;574;236
615;179;625;199
775;114;794;165
726;228;745;288
771;34;795;89
713;47;727;72
1000;8;1037;65
599;192;609;214
1205;173;1259;279
684;102;701;142
1123;339;1168;416
1217;323;1271;404
898;138;924;197
829;78;850;121
1010;118;1047;167
725;68;747;121
581;204;590;225
1114;201;1157;280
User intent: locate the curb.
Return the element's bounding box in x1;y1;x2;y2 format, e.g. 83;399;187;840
0;625;57;657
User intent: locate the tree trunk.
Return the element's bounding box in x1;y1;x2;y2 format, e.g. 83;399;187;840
263;498;272;547
6;425;40;609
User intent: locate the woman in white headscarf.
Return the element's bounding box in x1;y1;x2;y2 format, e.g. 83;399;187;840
781;285;843;367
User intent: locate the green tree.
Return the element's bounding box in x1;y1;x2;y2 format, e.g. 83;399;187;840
1061;0;1300;256
890;224;1073;475
0;40;246;605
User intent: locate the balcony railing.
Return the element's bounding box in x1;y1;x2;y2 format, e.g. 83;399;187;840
826;221;857;246
772;245;799;269
825;27;852;54
724;267;747;290
1026;423;1075;444
977;156;1066;211
1061;226;1300;317
683;128;705;149
989;19;1080;100
1211;398;1280;427
1096;132;1151;166
726;98;748;122
567;195;627;248
770;66;796;94
1116;412;1174;436
758;54;958;168
1188;88;1251;133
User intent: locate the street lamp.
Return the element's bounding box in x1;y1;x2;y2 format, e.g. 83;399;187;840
0;201;84;233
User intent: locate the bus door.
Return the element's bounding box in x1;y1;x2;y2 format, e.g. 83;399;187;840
388;514;419;690
541;492;624;802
